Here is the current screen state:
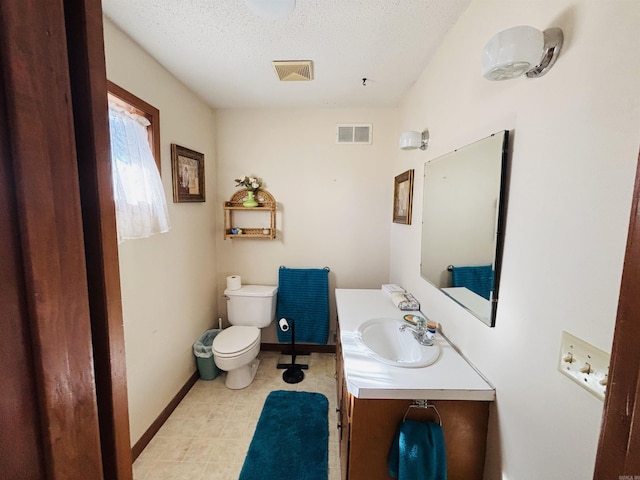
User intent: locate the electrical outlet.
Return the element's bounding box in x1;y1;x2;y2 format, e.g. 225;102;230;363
558;331;610;400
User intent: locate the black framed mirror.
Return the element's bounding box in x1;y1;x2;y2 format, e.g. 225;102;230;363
420;131;509;326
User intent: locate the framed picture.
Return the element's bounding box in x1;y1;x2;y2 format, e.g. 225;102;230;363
393;169;414;224
171;144;205;202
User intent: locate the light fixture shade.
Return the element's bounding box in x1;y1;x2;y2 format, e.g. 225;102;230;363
399;131;423;150
245;0;296;19
482;25;544;80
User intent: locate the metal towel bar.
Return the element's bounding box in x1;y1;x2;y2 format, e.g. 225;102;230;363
279;265;330;271
403;400;442;425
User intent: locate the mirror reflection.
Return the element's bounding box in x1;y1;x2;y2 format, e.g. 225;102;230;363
420;131;509;326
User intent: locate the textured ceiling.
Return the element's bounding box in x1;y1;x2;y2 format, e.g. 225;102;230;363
102;0;470;109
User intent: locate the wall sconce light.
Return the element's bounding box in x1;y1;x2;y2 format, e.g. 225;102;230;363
399;130;429;150
482;25;563;80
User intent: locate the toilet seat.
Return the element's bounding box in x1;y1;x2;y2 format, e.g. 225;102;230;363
212;326;260;358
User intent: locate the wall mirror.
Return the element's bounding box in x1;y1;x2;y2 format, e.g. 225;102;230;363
420;131;509;327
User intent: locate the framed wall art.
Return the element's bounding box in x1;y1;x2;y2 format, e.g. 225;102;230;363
171;144;205;202
393;169;414;224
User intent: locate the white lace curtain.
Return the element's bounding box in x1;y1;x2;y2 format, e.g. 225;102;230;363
108;104;170;243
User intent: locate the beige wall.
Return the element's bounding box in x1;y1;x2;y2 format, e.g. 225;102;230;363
104;16;397;440
391;1;640;478
214;108;397;342
103;19;218;444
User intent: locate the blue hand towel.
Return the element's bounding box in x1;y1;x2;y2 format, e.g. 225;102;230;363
450;264;494;300
276;267;329;344
388;420;447;480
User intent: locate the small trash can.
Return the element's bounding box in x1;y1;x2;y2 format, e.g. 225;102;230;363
193;329;221;380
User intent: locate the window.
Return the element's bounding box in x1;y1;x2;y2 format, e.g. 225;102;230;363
107;82;170;243
107;81;161;172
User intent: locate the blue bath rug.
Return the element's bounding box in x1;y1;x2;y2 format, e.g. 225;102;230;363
239;390;329;480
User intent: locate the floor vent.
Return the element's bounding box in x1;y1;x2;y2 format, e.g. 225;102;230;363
272;60;314;81
336;124;372;144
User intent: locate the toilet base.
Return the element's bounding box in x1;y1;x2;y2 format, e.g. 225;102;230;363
224;358;260;389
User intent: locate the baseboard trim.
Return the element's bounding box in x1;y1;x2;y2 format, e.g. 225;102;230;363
131;370;199;461
261;342;336;354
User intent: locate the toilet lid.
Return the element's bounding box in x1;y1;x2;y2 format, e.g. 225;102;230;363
212;326;260;356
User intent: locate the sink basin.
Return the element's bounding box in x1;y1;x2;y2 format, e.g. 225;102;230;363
355;317;442;368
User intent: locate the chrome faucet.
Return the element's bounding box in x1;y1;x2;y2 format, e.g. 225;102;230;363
399;317;434;346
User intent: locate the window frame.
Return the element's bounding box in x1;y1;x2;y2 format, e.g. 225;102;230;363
107;81;161;174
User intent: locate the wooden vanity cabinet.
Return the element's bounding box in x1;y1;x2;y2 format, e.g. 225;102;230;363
335;327;350;480
336;335;491;480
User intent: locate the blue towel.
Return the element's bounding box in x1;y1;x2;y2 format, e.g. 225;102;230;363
276;267;329;344
388;420;447;480
450;264;494;300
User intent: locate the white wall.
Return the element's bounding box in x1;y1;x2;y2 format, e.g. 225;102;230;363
391;1;640;479
214;108;397;342
103;18;219;444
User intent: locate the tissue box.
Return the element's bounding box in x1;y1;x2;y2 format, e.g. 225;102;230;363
400;293;420;311
390;292;421;311
382;284;405;296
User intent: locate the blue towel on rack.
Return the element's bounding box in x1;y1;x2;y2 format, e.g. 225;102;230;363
388;420;447;480
276;267;329;344
450;264;494;300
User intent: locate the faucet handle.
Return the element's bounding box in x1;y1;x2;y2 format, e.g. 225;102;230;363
415;317;426;330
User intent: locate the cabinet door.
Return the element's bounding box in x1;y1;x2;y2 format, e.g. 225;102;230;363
339;379;350;480
336;335;344;405
348;398;489;480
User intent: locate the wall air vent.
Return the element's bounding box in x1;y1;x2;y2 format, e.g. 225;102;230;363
336;124;372;144
272;60;314;81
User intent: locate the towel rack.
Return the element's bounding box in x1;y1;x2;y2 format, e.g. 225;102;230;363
447;265;454;271
279;265;330;271
403;400;442;425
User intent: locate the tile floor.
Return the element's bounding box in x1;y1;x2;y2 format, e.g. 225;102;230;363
132;351;341;480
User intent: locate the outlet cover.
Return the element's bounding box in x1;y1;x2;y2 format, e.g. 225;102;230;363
558;331;610;400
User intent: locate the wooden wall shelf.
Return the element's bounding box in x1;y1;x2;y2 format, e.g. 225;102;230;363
223;189;276;239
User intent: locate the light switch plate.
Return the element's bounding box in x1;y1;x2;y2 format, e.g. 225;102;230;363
558;331;610;400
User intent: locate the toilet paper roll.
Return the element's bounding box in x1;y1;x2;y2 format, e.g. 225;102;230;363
279;318;290;332
226;275;242;291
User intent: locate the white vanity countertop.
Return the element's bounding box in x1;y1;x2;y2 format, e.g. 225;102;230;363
336;289;495;401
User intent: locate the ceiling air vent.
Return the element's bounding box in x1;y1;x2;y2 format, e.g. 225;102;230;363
336;124;372;144
272;60;313;81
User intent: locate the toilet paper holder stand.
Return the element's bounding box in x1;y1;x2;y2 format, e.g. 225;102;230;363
277;317;307;384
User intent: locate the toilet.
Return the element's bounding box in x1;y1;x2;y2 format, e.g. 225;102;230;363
212;284;278;389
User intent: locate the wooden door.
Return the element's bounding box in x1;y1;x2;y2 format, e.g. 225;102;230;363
0;73;47;479
0;0;132;478
594;152;640;477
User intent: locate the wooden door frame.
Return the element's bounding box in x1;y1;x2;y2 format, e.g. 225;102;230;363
0;0;132;478
65;0;133;478
594;151;640;477
0;47;47;480
0;1;104;477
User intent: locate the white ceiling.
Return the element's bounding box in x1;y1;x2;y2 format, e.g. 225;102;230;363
102;0;470;109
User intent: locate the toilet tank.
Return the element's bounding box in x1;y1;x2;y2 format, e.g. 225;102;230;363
225;285;278;327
